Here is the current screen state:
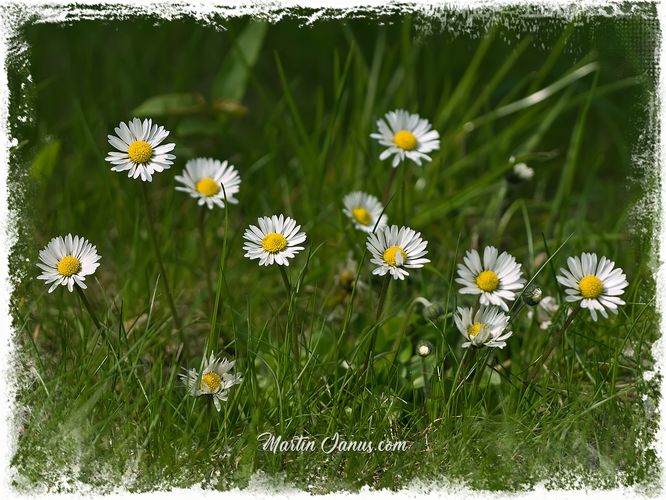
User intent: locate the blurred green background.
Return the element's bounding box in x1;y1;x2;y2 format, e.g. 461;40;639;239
9;9;661;493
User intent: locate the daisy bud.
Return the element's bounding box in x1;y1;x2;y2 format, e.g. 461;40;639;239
522;285;543;306
507;162;534;184
423;302;445;321
417;340;433;358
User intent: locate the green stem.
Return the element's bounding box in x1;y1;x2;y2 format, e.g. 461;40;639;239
141;183;183;333
527;304;581;384
198;206;214;314
278;265;299;362
278;265;292;297
389;299;419;367
207;189;229;357
361;276;391;384
75;286;103;335
421;357;430;401
471;349;491;398
446;348;471;416
382;167;398;205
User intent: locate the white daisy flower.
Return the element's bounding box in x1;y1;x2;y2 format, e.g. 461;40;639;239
36;234;101;293
454;305;513;349
335;252;367;292
556;252;628;321
456;246;525;311
179;352;242;412
539;296;559;330
342;191;388;233
175;157;241;210
366;225;430;280
242;214;307;266
370;109;440;167
105;118;176;182
527;295;561;330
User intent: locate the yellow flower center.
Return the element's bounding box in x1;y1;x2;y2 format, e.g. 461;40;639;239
393;130;417;151
476;270;500;292
352;207;372;226
261;232;287;254
195;177;220;197
579;275;603;299
383;246;407;267
467;322;487;337
127;140;153;164
57;255;81;277
200;372;222;392
339;270;355;290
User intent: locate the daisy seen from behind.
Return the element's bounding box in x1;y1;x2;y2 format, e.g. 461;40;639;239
454;305;513;349
370;109;440;167
456;246;525;311
37;234;101;293
342;191;388;233
367;225;430;280
180;352;242;412
243;214;307;266
556;252;628;321
175;157;241;209
105;117;176;182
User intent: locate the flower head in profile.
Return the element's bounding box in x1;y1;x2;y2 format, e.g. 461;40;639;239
37;234;101;293
243;214;306;266
367;225;430;280
179;352;242;412
105;118;175;182
370;109;440;167
528;295;560;330
175;157;241;209
342;191;388;233
334;252;366;293
556;252;628;321
454;305;512;348
456;246;525;311
327;253;368;322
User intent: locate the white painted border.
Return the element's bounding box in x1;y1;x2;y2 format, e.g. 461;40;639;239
0;1;661;498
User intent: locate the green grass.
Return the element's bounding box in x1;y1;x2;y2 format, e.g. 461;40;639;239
9;11;661;494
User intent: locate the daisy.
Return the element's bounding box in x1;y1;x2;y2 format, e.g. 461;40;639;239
370;109;440;167
342;191;388;233
105;118;176;182
556;252;628;321
367;225;430;280
243;214;307;266
454;305;513;349
180;352;242;412
456;246;525;311
535;296;560;330
36;234;101;293
327;253;368;323
335;252;366;293
175;157;241;209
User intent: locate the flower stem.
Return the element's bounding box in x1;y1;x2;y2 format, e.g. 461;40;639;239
526;304;581;384
361;276;391;384
207;190;229;357
198;206;214;314
141;183;184;343
278;265;292;297
445;348;471;415
421;356;430;401
382;167;398;205
75;286;102;334
279;265;299;360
